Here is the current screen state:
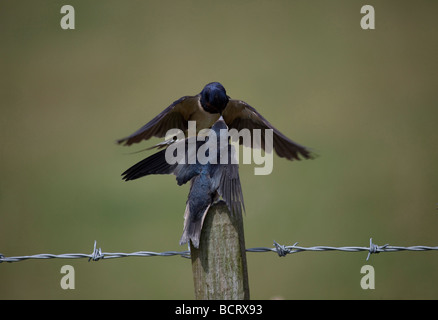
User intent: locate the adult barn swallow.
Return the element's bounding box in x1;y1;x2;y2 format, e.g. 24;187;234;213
122;117;244;249
117;82;314;161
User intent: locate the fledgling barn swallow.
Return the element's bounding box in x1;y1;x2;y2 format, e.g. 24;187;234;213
118;82;315;161
121;117;244;249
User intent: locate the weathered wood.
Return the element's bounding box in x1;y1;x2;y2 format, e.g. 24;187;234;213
190;200;250;300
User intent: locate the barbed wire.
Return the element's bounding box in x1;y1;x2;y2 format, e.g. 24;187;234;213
1;239;438;264
0;241;191;263
253;239;438;261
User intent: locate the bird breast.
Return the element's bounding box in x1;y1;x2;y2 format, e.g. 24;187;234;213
189;102;221;133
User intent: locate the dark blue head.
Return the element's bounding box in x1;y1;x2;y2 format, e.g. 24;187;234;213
200;82;229;114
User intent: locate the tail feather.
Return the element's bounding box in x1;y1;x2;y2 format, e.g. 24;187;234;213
179;202;211;249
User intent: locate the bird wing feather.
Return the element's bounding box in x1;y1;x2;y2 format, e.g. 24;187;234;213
117;95;200;145
223;99;315;160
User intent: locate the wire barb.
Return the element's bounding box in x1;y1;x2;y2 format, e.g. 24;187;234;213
273;241;299;257
89;241;104;262
366;238;389;261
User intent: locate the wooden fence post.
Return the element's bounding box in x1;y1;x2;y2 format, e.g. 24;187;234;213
190;200;250;300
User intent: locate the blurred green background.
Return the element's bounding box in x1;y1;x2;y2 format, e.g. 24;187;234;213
1;0;437;299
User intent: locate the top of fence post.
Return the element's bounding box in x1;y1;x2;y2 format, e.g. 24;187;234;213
189;200;250;300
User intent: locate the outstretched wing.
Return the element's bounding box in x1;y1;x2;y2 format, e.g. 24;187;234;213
117;95;200;146
121;148;176;181
223;99;315;161
121;137;203;184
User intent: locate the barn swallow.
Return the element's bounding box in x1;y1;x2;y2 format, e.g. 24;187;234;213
121;117;244;249
117;82;314;161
